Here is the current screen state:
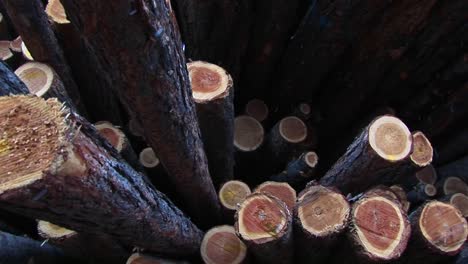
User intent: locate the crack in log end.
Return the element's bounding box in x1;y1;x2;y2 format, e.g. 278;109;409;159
419;201;468;254
38;220;76;239
15;62;53;96
219;181;251;210
245;99;269;122
298;186;350;237
188;61;232;102
237;194;289;242
410;132;433;167
0;96;68;193
369;116;412;161
95;121;126;152
353;196;410;260
255;182;296;212
234;116;264;152
45;0;70;24
450;194;468;218
279;116;307;143
201;225;247;264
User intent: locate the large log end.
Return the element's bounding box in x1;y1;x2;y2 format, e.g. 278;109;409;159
369;116;412;161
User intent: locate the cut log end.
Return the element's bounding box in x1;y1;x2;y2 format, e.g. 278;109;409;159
425;184;437;197
234;116;264;152
390;185;410;212
10;36;23;53
219;180;251;211
95;121;125;152
254;181;296;211
237;193;290;242
304;151;318;167
368;116;412;161
21;42;33;61
45;0;70;24
245;99;268;122
279;116;307;143
201;225;247;264
139;147;160;168
14;62;54;97
416;165;437;185
450;193;468;218
0;96;70;193
37;220;76;239
297;186;350;237
419;201;468;254
126;253;183;264
410;131;433;166
0;41;13;61
353;195;410;260
443;177;468;196
188;61;232;102
298;103;311;116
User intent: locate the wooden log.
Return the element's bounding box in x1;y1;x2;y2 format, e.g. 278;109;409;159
292;103;312;122
188;61;234;189
0;12;12;40
407;183;437;208
201;225;248;264
245;99;269;123
415;165;438;185
294;185;350;263
20;42;33;61
447;193;468;218
404;201;468;263
61;0;221;227
37;220;129;262
254;181;296;212
436;126;468;165
0;231;70;264
45;0;70;24
0;60;28;95
3;0;85;114
218;180;251;222
437;155;468;183
14;62;75;110
126;253;189;264
319;116;412;195
0;40;12;61
348;188;411;262
390;185;410;213
235;193;293;264
270;151;318;188
455;244;468;264
0;95;203;256
9;36;22;53
436;177;468;197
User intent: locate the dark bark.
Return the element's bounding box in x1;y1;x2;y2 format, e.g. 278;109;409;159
407;183;437;209
0;61;28;95
455;244;468;264
437;155;468;184
270;151;318;189
436;126;468;165
0;96;203;256
61;0;221;228
2;0;85;114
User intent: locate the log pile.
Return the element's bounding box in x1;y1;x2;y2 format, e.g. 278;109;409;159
0;0;467;263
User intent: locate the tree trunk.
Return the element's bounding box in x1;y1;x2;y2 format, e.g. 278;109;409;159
0;61;28;95
61;0;221;228
270;151;318;189
0;95;203;256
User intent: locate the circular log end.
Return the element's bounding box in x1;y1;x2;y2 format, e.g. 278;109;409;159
424;184;437;197
410;131;433;166
254;181;296;211
245;99;268;122
45;0;70;24
201;225;247;264
10;36;22;53
0;41;13;61
304;151;318;168
390;185;410;213
369;116;412;161
416;165;437;185
126;253;179;264
21;42;33;61
187;61;232;102
444;177;468;196
95;121;126;152
234;116;264;152
450;193;468;218
219;180;251;210
419;201;468;254
353;195;410;260
37;220;76;239
279;116;307;143
297;186;350;237
15;62;54;97
236;193;290;243
139;147;159;168
298;103;311;115
0;96;69;193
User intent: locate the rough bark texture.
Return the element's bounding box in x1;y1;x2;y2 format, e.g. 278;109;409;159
0;61;28;95
2;0;85;114
0;96;203;256
270;151;318;188
455;244;468;264
60;0;221;227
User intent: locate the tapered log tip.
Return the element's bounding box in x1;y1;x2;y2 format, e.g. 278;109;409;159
15;62;54;97
0;41;13;61
236;193;290;243
38;220;76;239
201;225;247;264
245;99;268;122
0;96;71;194
444;177;468;196
234;116;264;151
219;181;251;210
95;121;126;152
352;195;410;260
410;131;433;166
254;181;296;211
45;0;70;24
279;116;307;143
139;147;159;168
297;186;350;237
450;193;468;218
188;61;232;102
419;201;468;254
369;116;412;161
